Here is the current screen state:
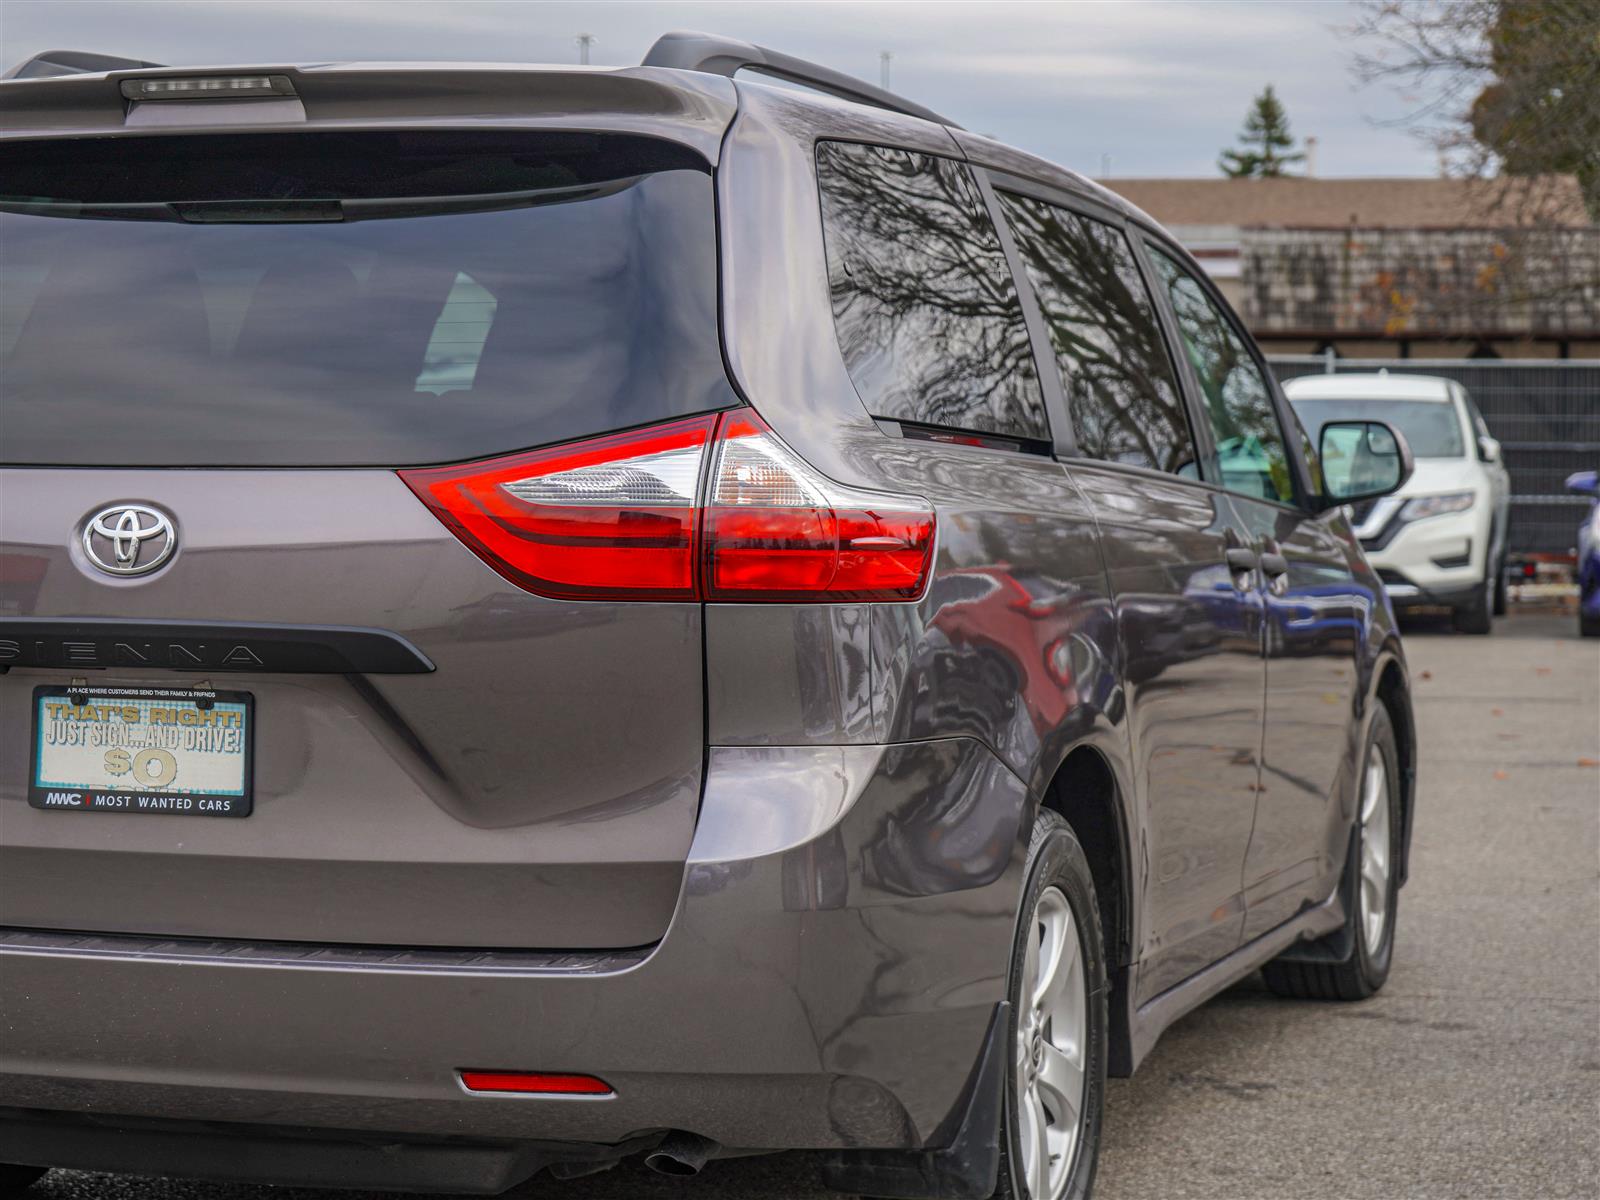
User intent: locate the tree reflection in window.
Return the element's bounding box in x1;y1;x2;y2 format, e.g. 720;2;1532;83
997;192;1195;474
816;142;1048;440
1148;247;1294;504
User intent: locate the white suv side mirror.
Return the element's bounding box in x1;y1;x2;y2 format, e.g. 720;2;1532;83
1478;435;1502;464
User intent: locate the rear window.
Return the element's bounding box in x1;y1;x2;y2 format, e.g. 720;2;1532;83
0;131;737;466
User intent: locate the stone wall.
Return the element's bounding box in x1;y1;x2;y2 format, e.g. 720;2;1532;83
1241;227;1600;339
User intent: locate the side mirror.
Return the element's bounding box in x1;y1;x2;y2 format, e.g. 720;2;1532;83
1478;435;1502;464
1566;470;1600;498
1317;420;1414;510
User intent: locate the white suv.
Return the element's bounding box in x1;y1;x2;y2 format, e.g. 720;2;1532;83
1286;373;1511;634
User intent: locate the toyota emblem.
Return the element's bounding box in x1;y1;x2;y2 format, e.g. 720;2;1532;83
82;504;177;577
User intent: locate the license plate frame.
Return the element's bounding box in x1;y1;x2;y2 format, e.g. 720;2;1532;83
28;684;255;817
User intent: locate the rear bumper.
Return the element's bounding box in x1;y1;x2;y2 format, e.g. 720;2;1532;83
0;738;1030;1191
0;1109;615;1195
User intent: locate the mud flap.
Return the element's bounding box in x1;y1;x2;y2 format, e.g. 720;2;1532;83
1275;821;1359;965
820;1001;1008;1200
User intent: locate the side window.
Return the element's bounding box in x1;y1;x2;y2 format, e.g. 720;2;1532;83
1286;402;1325;497
815;141;1049;440
1148;246;1295;504
996;191;1197;474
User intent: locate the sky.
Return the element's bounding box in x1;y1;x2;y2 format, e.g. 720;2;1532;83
2;0;1440;178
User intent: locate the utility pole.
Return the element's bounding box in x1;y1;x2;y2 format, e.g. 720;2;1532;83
575;33;595;65
1100;153;1112;179
879;50;892;90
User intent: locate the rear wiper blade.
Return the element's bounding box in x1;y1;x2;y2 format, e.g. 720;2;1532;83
0;177;640;224
338;178;637;221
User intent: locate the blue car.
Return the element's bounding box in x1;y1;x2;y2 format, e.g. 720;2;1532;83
1569;470;1600;638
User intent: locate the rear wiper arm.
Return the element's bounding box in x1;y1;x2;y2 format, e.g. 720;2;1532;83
0;178;640;224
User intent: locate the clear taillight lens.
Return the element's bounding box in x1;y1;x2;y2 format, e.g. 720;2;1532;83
401;411;934;603
703;413;935;601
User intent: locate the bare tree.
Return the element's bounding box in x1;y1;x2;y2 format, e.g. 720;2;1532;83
1350;0;1600;223
1345;0;1599;333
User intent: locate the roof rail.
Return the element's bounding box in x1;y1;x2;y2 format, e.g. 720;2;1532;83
3;49;166;81
642;30;959;129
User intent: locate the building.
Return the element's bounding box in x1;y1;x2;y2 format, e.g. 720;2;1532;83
1102;176;1600;359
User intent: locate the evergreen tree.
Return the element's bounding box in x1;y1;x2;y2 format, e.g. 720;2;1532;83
1219;85;1305;178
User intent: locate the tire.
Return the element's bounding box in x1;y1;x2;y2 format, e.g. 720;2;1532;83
0;1166;46;1198
992;809;1107;1200
1452;570;1493;635
1262;705;1401;1001
1492;550;1508;617
1581;613;1600;638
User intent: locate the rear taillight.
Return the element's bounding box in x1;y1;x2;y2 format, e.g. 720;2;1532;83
401;412;934;603
400;416;714;601
703;413;934;601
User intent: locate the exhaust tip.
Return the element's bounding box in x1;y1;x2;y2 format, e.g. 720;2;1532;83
644;1131;718;1177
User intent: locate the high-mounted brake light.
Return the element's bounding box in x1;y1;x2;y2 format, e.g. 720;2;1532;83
400;412;934;604
459;1070;613;1096
120;75;298;101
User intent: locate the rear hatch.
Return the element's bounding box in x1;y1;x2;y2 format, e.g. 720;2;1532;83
0;118;737;948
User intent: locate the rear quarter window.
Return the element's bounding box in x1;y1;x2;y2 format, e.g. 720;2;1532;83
814;140;1048;441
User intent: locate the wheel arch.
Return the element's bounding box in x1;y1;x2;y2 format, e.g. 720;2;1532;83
1038;741;1139;1076
1372;648;1417;887
1039;744;1132;967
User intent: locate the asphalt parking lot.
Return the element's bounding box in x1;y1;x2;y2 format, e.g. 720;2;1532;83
35;612;1600;1200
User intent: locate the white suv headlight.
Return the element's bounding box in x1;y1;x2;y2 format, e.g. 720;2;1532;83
1398;491;1475;523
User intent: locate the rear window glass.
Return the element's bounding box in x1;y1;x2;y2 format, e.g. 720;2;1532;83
815;141;1048;441
0;131;737;466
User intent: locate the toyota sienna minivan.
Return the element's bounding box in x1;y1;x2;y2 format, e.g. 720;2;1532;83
0;34;1419;1200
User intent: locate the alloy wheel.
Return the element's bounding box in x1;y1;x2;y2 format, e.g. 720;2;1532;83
1358;742;1392;956
1015;886;1088;1199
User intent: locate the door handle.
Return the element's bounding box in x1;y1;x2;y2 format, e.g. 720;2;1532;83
1259;552;1289;578
1226;547;1259;572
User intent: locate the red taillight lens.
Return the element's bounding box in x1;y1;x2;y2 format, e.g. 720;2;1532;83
400;416;715;601
703;414;935;601
402;411;934;603
459;1070;613;1096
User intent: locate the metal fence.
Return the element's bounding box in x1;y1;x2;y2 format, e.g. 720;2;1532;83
1267;356;1600;557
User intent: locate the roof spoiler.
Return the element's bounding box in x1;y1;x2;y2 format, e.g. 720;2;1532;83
3;49;166;80
642;30;958;129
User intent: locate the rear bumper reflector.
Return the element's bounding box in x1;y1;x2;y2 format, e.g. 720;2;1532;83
458;1071;613;1096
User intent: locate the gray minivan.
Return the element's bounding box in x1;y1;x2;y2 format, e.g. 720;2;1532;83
0;34;1418;1200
